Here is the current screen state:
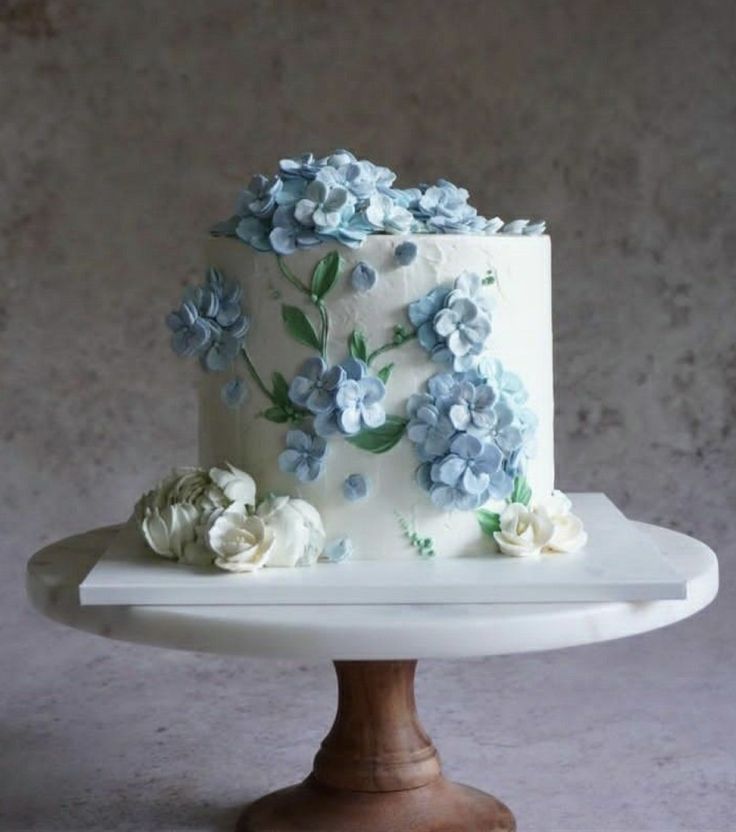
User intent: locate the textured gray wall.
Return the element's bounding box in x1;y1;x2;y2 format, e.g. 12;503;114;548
2;2;734;830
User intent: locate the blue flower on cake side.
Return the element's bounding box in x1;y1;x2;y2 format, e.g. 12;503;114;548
278;429;328;482
408;272;492;372
342;473;370;501
166;267;249;372
422;434;504;511
351;262;378;293
406;366;536;511
287;357;387;438
288;357;345;414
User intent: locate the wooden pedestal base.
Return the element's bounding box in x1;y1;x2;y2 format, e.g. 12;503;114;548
237;660;515;832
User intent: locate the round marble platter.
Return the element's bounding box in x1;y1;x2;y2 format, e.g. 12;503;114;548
27;522;717;660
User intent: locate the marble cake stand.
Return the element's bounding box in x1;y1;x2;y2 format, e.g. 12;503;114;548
27;522;718;832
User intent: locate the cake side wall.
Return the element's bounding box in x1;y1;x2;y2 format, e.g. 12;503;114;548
199;234;554;559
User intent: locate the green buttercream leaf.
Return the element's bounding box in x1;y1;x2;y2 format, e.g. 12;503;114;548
311;250;341;299
271;371;290;406
281;304;321;351
346;416;408;454
510;475;532;506
263;406;290;424
476;508;501;537
348;329;369;363
377;363;394;384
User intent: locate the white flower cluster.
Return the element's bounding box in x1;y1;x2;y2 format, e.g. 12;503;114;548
135;464;325;573
493;491;587;557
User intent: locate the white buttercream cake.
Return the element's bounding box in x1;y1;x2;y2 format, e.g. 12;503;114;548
199;233;554;559
138;150;586;572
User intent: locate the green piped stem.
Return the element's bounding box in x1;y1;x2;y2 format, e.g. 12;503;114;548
367;330;418;366
277;255;329;359
241;346;276;404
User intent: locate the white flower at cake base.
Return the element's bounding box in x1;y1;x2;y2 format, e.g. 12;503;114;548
209;463;257;506
140;503;201;561
256;495;326;567
537;490;588;553
206;506;275;573
493;503;555;557
490;490;587;557
135;467;229;522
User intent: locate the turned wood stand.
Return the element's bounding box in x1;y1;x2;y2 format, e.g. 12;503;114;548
26;524;717;831
238;660;514;831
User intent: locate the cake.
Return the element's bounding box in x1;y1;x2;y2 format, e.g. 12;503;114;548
139;150;586;572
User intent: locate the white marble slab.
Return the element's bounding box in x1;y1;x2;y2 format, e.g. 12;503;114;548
78;494;686;606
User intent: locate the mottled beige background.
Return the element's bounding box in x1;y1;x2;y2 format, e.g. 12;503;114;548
2;2;735;830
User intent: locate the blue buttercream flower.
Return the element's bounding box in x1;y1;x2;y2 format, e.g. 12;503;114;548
406;393;455;460
320;149;357;168
335;374;387;434
445;379;498;431
413;180;489;234
406;365;536;511
409;273;493;372
278;429;328;482
166;301;212;357
433;293;491;363
243;174;283;219
288;357;345;414
311;357;370;437
279;152;320;180
295;178;356;235
364;194;414;234
236;216;272;251
408;286;451;356
340;159;396;199
342;473;370;501
221;377;249;409
500;219;547;236
394;241;417;265
351;261;378;293
323;537;354;562
210;151;548;253
166;267;250;372
428;434;504;510
269;205;322;255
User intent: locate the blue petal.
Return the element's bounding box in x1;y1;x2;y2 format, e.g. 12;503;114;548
324;538;354;563
342;473;369;501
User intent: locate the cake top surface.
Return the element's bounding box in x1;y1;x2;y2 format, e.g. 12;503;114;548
211;149;546;255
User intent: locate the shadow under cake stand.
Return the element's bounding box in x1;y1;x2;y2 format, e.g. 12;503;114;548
27;522;718;832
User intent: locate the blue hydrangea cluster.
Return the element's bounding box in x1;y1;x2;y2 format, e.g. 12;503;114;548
278;429;328;482
409;272;494;372
406;362;537;511
211;150;546;254
287;356;387;438
166;267;249;372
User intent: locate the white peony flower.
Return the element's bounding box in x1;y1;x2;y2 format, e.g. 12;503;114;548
256;495;326;567
537;490;588;553
135;467;229;521
206;506;274;573
141;503;200;560
493;502;554;557
209;463;257;507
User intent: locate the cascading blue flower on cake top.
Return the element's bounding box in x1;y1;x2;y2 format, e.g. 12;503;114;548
211;149;545;254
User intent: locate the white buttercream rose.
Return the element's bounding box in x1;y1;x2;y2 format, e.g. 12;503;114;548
537;490;588;553
493;502;554;557
141;503;200;560
206;506;274;572
256;495;326;567
209;463;257;507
